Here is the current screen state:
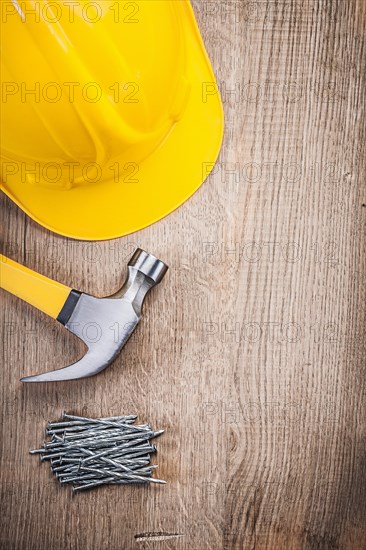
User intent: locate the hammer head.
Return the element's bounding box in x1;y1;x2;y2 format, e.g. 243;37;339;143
21;249;168;382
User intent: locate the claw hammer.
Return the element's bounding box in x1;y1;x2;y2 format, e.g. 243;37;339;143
0;249;168;382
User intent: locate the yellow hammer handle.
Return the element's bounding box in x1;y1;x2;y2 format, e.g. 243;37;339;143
0;254;72;319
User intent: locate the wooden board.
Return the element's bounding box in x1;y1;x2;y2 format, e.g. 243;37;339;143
1;1;365;548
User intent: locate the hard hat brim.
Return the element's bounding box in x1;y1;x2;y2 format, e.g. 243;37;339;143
1;4;224;241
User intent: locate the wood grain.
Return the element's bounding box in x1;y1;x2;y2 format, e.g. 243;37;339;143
1;1;365;548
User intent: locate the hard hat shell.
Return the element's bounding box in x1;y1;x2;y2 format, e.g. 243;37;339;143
0;0;224;240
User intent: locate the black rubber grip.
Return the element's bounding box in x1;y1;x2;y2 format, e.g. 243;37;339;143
57;289;82;326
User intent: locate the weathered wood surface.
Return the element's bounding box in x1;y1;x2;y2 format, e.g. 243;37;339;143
1;1;365;548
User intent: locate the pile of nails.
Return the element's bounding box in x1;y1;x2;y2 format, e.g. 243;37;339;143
30;413;165;492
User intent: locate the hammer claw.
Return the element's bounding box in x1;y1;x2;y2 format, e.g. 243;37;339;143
21;350;102;382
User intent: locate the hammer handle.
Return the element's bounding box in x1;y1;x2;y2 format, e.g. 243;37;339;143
0;255;71;319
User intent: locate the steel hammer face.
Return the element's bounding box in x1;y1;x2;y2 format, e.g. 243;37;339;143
0;249;168;382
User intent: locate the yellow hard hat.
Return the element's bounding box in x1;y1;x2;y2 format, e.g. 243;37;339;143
0;0;223;240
